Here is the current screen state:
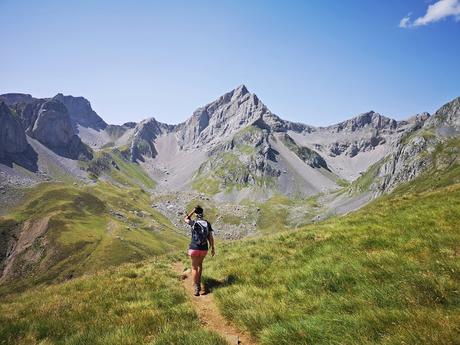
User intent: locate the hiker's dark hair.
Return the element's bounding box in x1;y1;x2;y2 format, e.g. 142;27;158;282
195;205;203;216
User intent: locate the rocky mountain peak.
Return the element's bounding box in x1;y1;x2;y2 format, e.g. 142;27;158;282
177;85;272;149
129;117;174;162
327;111;397;133
30;100;92;160
53;93;107;131
424;96;460;130
231;84;249;100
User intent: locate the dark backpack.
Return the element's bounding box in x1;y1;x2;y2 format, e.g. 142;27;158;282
192;220;209;246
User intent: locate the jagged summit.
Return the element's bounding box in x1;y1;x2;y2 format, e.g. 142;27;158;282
232;84;249;98
175;84;271;149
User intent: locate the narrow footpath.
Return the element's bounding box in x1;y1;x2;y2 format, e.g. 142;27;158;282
173;262;257;345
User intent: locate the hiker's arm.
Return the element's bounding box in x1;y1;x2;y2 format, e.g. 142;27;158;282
184;209;195;224
208;232;215;256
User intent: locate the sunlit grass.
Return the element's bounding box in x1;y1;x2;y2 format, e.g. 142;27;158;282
0;258;226;345
204;175;460;344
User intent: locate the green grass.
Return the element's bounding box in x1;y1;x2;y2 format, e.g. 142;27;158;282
248;194;322;233
191;177;220;196
109;150;156;189
203;168;460;344
0;181;186;295
83;149;156;189
348;159;385;195
0;257;226;345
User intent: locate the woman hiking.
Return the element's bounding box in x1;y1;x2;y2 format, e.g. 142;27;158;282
184;205;215;296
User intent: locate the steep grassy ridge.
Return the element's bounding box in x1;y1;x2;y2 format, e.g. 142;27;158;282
0;181;186;294
0;257;226;345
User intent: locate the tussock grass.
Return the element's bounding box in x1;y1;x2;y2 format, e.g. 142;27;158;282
204;175;460;344
0;258;226;345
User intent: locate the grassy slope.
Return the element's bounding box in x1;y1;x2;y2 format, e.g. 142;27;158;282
0;181;186;295
84;148;156;189
0;256;226;345
203;156;460;344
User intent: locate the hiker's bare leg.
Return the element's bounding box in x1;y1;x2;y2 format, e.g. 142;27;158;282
197;257;204;285
191;256;202;285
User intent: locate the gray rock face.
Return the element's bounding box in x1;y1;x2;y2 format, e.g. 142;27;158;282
0;93;36;106
53;94;107;130
31;100;92;160
11;99;46;134
176;85;273;149
377;134;434;193
198;125;281;188
130;118;174;162
372;97;460;194
424;96;460;131
32;100;75;148
0;102;28;158
326;111;397;133
281;133;329;169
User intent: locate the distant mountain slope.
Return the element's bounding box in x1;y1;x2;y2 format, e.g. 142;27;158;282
0;181;186;293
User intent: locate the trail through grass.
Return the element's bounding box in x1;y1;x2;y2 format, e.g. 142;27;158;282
0;258;227;345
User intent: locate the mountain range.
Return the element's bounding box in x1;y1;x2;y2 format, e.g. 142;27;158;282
0;85;459;290
2;85;457;199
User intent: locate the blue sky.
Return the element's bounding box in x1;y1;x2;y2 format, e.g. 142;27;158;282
1;0;459;126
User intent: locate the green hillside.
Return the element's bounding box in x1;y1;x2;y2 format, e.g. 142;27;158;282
0;181;186;295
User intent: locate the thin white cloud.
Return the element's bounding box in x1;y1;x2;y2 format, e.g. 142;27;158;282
399;13;412;28
399;0;460;28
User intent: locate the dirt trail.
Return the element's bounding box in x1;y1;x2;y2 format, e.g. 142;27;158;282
173;262;257;345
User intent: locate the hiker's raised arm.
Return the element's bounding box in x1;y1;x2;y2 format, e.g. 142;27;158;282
184;208;195;224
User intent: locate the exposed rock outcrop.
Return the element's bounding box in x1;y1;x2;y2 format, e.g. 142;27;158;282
325;111;397;133
0;102;29;159
424;96;460;131
373;96;460;194
130;118;174;162
53;93;107;131
281;133;329;169
31;100;92;160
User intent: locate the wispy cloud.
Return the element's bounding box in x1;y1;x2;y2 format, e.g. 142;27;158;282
399;13;412;28
399;0;460;28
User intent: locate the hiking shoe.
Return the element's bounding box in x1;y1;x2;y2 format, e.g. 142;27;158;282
194;283;200;296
